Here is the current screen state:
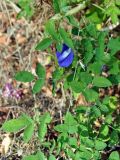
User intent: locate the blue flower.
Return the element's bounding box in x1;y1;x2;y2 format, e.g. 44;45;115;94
56;44;74;67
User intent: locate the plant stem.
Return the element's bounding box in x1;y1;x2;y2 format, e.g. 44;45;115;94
52;1;86;20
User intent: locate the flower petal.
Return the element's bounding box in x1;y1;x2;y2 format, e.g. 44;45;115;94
62;43;69;52
58;51;74;67
56;44;74;68
58;48;72;62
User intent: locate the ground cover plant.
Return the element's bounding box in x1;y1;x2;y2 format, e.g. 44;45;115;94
0;0;120;160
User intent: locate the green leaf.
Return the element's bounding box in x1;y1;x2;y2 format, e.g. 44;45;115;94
109;62;119;75
105;115;113;124
79;72;92;85
93;76;112;87
45;20;59;41
109;151;120;160
15;71;34;82
35;63;46;80
17;0;34;19
56;42;63;52
93;151;101;159
100;124;109;137
108;75;120;84
52;68;64;81
59;27;74;49
66;15;79;27
83;39;94;64
23;123;34;143
116;0;120;5
83;89;99;102
82;138;94;148
36;151;46;160
79;149;93;160
91;106;101;118
38;122;47;141
54;124;68;133
70;81;86;93
33;63;46;94
65;112;77;126
106;5;120;24
23;155;36;160
100;104;109;113
86;11;102;24
49;154;56;160
108;38;120;55
36;38;53;51
68;137;77;147
32;79;44;94
89;62;103;74
65;112;78;134
67;148;75;159
39;112;51;124
38;113;51;141
95;140;107;150
55;112;78;134
95;32;106;61
109;131;119;146
79;125;89;137
22;114;33;124
23;151;46;160
53;0;60;13
2;115;29;132
86;23;97;38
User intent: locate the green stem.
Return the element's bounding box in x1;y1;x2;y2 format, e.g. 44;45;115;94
52;1;86;20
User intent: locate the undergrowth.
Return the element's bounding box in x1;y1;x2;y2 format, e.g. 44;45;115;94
1;0;120;160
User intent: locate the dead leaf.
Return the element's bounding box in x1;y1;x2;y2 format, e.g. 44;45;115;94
76;94;88;106
16;34;27;44
0;35;9;45
0;134;11;155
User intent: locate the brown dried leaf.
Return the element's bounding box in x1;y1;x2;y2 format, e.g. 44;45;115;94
0;134;11;155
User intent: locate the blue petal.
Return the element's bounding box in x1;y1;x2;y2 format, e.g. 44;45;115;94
56;44;69;59
58;48;72;62
58;51;74;67
62;44;69;52
56;44;74;68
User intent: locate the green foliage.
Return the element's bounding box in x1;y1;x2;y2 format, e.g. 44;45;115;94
3;0;120;159
108;38;120;55
36;38;53;51
55;112;78;134
48;154;56;160
59;27;74;49
83;89;99;102
38;113;51;141
17;0;34;19
45;20;59;41
95;140;107;150
15;71;34;82
14;63;46;94
93;76;112;87
23;151;46;160
23;123;34;143
109;151;120;160
36;63;46;80
105;2;120;24
2;115;29;132
2;114;34;143
83;39;93;64
32;63;46;94
32;79;44;94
